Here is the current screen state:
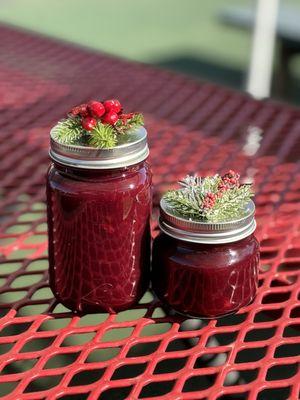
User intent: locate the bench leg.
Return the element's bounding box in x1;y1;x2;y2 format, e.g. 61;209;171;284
275;39;297;97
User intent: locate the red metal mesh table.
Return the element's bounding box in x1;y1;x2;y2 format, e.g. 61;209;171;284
0;25;299;400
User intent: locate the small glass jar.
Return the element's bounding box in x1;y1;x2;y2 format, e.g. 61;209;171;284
152;199;259;318
47;127;152;313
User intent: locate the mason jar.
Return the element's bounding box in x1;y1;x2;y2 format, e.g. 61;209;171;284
47;127;152;313
152;199;259;318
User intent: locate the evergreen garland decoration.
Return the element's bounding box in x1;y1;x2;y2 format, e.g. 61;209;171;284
52;117;83;145
128;112;144;128
206;183;253;222
115;113;144;134
164;172;254;223
51;98;145;149
164;189;204;220
88;122;117;148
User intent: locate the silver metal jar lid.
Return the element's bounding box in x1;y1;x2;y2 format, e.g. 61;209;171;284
159;198;256;244
49;126;149;169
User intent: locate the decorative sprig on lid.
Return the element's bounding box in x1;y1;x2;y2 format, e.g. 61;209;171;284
51;99;144;149
164;171;254;223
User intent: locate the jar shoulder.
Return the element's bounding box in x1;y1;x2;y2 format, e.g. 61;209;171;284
47;162;152;194
153;233;259;268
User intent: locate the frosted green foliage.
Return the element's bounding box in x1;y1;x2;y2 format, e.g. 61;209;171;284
164;174;254;223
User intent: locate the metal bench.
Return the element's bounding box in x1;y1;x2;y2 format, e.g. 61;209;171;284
219;4;300;96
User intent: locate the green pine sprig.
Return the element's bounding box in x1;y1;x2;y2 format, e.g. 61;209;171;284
115;113;144;134
206;184;253;222
164;174;254;223
88;122;117;148
164;189;205;220
127;113;144;129
52;112;144;148
52;117;83;145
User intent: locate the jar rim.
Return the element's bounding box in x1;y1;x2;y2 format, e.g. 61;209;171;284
49;126;149;169
159;198;256;244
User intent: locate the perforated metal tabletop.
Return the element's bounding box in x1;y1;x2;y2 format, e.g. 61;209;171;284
0;25;299;400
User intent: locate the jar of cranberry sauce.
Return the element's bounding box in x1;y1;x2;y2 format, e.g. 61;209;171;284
47;127;152;313
152;199;259;318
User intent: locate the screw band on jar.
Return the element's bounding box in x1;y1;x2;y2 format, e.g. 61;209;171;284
49;99;148;169
159;198;256;244
50;126;149;169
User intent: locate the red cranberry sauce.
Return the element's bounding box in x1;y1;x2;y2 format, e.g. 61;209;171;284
47;161;152;313
152;233;259;318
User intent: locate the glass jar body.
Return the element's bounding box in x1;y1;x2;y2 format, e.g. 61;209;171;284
152;233;259;318
47;160;152;313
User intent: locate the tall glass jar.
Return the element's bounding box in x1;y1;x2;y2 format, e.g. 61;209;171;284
152;199;259;318
47;127;152;313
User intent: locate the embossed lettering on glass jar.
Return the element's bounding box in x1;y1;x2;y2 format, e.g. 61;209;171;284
152;199;259;318
47;127;152;313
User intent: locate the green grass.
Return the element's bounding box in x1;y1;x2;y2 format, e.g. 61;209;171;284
0;0;252;68
0;0;299;96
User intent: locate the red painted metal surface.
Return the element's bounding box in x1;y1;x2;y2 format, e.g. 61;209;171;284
0;25;299;400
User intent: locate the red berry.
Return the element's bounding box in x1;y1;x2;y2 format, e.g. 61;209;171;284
118;113;134;125
82;116;97;131
78;104;89;117
102;111;119;125
228;170;236;177
223;177;231;186
218;183;227;191
69;103;89;117
202;193;216;209
87;100;105;118
103;99;122;114
222;170;240;188
223;170;240;180
217;182;228;197
120;112;134;121
69;105;81;116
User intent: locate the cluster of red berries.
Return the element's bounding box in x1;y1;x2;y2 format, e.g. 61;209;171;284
222;170;240;186
202;170;240;210
202;192;216;209
218;170;240;192
69;99;125;131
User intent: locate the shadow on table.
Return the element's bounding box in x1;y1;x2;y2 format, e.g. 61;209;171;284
153;54;300;105
1;285;299;399
153;54;245;90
